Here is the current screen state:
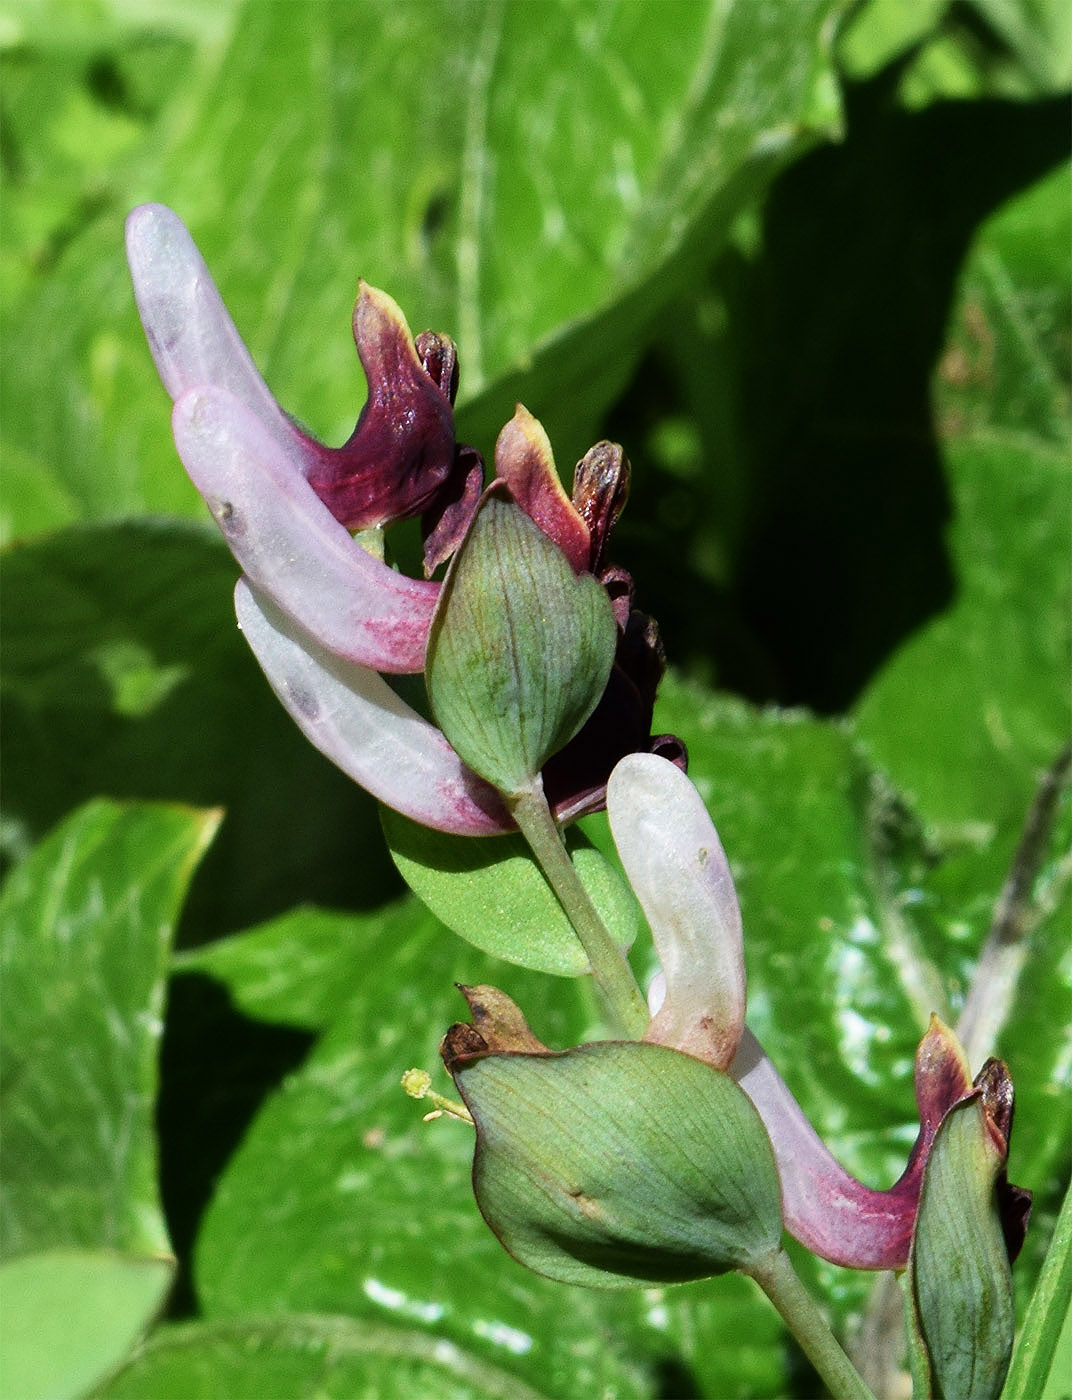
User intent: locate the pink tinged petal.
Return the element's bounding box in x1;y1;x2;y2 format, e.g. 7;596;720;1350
172;386;438;674
305;283;457;530
901;1015;974;1177
607;753;745;1070
731;1017;978;1271
125;204;309;455
731;1030;915;1269
493;406;591;573
234;580;511;836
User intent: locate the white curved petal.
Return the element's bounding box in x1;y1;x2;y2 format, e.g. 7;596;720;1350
174;386;437;673
646;969;667;1016
125;204;293;434
607;753;744;1069
235;580;510;836
731;1029;916;1270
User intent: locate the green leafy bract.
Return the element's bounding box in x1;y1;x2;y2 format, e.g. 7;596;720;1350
907;1095;1015;1400
426;491;616;797
454;1041;783;1288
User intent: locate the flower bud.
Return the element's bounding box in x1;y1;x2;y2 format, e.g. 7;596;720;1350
906;1091;1017;1400
426;484;616;798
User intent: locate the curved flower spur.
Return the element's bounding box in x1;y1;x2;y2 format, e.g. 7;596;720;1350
125;204;681;833
443;753;1030;1278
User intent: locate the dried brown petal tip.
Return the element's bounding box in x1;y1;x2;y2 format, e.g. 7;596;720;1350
572;441;630;575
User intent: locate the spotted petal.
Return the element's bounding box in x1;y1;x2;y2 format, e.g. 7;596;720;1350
234;580;509;836
173;386;437;673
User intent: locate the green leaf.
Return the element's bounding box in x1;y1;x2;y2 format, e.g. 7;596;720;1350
173;903;415;1030
453;1041;783;1289
1;799;219;1258
0;1250;172;1400
381;808;636;978
855;436;1070;844
0;799;218;1397
837;0;949;80
426;491;616;796
2;0;845;537
968;0;1072;92
908;1095;1015;1400
842;0;1072;103
96;1314;554;1400
934;162;1070;447
1040;1302;1072;1400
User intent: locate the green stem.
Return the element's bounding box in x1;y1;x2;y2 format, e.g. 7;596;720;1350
747;1248;878;1400
509;785;649;1039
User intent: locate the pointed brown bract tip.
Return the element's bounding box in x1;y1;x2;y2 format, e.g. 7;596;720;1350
973;1057;1032;1263
914;1015;974;1135
974;1057;1015;1149
458;984;550;1054
493;406;591;574
440;985;551;1075
572;441;630;575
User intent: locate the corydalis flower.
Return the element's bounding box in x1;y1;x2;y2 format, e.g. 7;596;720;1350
445;753;1029;1273
126;204;678;833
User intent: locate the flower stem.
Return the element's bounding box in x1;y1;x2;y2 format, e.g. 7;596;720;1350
509;785;649;1038
746;1248;878;1400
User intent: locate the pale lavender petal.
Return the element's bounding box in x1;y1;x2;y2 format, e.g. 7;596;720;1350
125;205;291;434
607;753;745;1069
731;1029;919;1270
234;580;510;836
173;386;438;674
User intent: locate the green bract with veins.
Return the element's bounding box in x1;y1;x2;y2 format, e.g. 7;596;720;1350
443;1010;784;1290
907;1092;1017;1400
425;486;618;798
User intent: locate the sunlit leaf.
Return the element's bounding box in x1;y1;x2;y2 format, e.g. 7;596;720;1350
2;0;844;537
